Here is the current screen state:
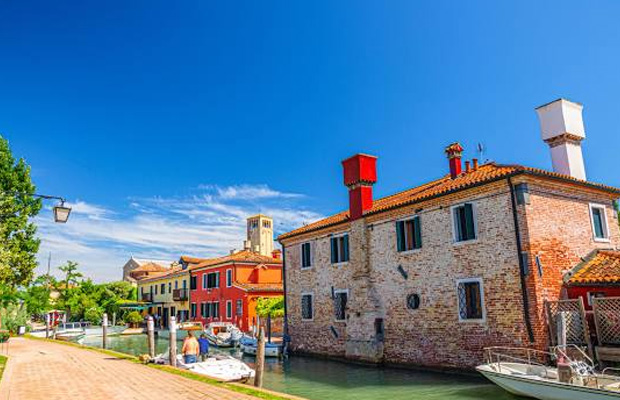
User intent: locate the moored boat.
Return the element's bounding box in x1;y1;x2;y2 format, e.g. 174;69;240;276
154;351;255;382
477;346;620;400
239;335;282;357
55;322;86;341
204;322;242;348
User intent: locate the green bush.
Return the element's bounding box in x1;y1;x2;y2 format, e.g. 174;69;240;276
0;304;29;334
126;311;143;325
84;307;103;325
0;331;9;343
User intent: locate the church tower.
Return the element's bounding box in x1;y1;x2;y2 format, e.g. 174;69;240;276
246;214;274;257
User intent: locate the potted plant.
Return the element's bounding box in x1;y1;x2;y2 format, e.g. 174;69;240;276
126;311;143;329
0;330;9;343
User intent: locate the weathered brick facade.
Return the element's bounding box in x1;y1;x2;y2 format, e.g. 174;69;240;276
280;172;620;369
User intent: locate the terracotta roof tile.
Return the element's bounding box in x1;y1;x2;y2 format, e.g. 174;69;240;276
136;266;185;282
233;282;283;293
567;250;620;285
190;249;282;271
132;262;169;273
278;162;620;241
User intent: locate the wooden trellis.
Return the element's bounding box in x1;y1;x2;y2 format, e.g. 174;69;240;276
545;298;592;358
593;297;620;346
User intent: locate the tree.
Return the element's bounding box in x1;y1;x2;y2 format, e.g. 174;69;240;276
256;296;284;318
58;260;82;301
0;136;42;287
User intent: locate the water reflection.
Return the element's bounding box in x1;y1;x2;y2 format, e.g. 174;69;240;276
81;335;516;400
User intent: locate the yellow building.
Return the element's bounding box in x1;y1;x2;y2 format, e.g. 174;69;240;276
136;266;190;328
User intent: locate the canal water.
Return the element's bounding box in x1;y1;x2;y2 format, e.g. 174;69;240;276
81;335;517;400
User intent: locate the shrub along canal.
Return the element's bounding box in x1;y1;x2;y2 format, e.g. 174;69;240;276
81;335;517;400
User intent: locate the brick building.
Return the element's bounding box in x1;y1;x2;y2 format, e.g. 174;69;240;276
278;98;620;369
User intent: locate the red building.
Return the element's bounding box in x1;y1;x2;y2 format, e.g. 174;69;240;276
187;249;283;332
565;250;620;310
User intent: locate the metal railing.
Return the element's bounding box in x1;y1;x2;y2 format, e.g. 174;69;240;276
142;293;153;302
173;288;188;301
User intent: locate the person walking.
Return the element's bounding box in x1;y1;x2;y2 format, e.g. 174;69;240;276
198;333;210;361
181;331;199;364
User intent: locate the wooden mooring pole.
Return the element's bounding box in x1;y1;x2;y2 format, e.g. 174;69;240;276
254;326;265;388
147;315;155;358
102;313;108;349
45;313;50;339
169;316;177;367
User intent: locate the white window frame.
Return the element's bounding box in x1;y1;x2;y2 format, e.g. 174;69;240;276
331;232;350;266
190;302;197;319
451;203;478;245
456;277;486;323
589;203;610;242
202;273;207;290
300;242;313;270
301;292;314;321
226;269;233;287
396;215;422;254
333;289;349;322
226;300;233;319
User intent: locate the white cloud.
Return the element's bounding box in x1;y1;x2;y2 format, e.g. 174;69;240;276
35;184;324;283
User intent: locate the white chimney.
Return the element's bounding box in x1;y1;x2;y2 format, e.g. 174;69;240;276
243;240;251;250
535;98;586;180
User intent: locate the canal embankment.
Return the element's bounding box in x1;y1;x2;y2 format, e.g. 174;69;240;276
2;337;304;400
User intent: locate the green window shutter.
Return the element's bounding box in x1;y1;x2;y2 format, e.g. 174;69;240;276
343;235;350;262
464;203;475;240
396;221;405;252
331;237;337;263
413;216;422;249
593;208;604;238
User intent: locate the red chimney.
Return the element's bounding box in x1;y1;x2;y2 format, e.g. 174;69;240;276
445;143;464;179
271;249;282;259
342;154;377;220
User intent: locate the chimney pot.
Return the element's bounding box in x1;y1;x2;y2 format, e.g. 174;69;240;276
465;160;471;173
535;98;587;180
445;142;464;179
342;154;378;220
472;158;479;170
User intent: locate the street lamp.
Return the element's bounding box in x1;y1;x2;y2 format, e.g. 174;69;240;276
53;200;71;223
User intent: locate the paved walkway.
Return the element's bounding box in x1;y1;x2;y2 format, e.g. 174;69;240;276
0;338;261;400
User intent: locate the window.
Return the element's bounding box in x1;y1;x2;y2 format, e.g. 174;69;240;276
168;282;172;293
452;203;477;242
301;242;313;269
406;294;420;310
236;299;243;316
301;293;313;321
396;216;422;252
226;269;233;287
226;300;233;319
190;303;197;319
333;290;348;321
190;276;197;290
210;302;219;318
457;278;484;321
183;280;187;289
587;291;606;307
330;234;349;264
175;281;178;290
202;274;207;289
154;285;158;295
200;302;206;317
590;204;609;241
159;283;164;294
263;220;271;228
207;272;220;288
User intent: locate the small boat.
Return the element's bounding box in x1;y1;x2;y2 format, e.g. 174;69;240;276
239;335;282;357
204;322;242;348
154;351;255;382
477;345;620;400
54;322;86;341
178;321;204;331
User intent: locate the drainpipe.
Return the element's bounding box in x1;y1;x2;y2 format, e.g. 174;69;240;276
281;244;289;355
508;177;535;343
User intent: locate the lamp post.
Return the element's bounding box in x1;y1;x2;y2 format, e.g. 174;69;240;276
1;192;72;223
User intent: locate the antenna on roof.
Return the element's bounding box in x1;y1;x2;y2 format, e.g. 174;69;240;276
477;143;489;163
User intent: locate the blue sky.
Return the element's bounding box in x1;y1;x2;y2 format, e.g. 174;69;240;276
2;1;620;281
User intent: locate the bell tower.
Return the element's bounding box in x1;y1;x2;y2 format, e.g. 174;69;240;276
246;214;274;257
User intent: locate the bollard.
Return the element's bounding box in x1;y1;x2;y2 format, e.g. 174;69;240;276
169;316;177;367
254;326;265;388
112;312;117;328
102;313;108;349
147;316;155;359
45;313;50;339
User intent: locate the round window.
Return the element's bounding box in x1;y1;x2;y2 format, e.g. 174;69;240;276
406;294;420;310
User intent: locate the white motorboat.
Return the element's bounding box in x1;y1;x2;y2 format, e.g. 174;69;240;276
154;351;255;382
204;322;243;348
477;346;620;400
239;335;282;357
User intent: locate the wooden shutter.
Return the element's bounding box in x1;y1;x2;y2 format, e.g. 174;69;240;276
413;216;422;249
330;237;338;264
396;221;405;252
464;203;475;240
343;235;349;262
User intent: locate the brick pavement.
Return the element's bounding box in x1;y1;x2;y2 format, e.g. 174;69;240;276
0;338;262;400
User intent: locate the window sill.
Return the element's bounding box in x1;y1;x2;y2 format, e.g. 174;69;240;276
398;249;422;255
593;237;611;243
453;238;479;247
301;318;314;322
300;267;313;271
458;318;486;323
332;262;349;267
334;319;346;323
